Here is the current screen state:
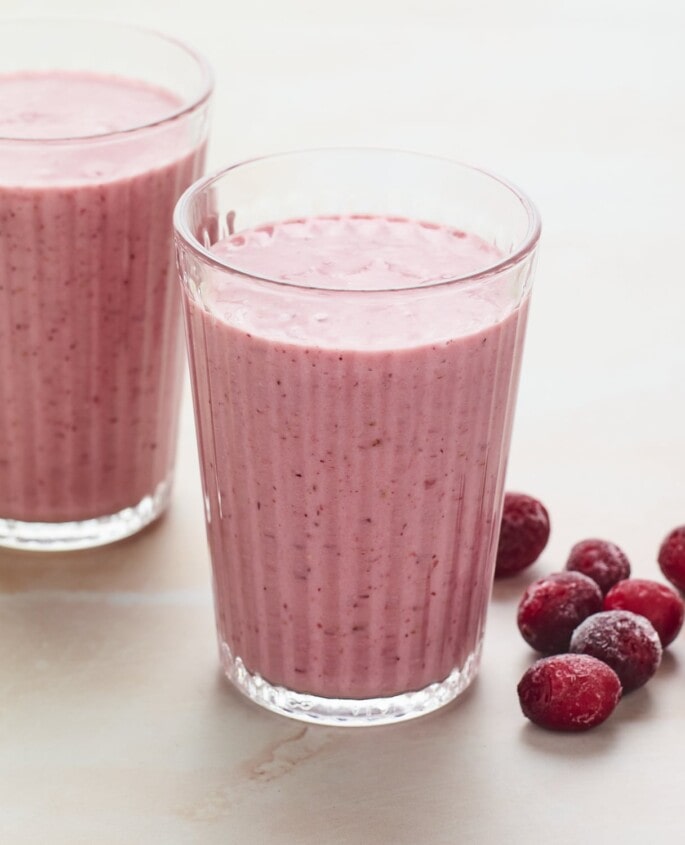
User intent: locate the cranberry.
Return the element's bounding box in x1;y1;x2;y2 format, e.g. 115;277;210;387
517;654;622;732
495;492;550;578
565;538;631;595
604;579;684;647
517;572;603;654
570;610;662;692
658;526;685;592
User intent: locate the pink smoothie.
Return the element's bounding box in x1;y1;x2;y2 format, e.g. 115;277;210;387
0;72;206;523
183;215;529;699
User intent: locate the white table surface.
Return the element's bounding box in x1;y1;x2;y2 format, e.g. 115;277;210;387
2;1;685;842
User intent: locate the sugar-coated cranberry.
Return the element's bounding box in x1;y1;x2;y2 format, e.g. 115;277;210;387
658;526;685;593
517;572;603;654
495;492;551;578
565;538;631;595
517;654;622;732
604;579;684;647
570;610;662;692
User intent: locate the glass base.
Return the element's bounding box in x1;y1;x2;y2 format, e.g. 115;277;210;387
220;640;482;727
0;480;171;552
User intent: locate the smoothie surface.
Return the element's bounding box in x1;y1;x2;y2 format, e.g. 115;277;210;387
211;214;502;291
0;70;181;139
202;215;512;349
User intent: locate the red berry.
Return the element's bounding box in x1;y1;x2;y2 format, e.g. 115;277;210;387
604;579;684;647
517;654;622;732
570;610;662;692
517;572;603;654
658;526;685;593
495;492;550;578
565;538;631;595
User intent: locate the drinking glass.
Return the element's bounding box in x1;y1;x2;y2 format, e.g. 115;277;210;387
0;20;212;550
175;149;540;725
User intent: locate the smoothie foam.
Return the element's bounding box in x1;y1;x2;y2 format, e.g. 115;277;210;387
0;72;205;523
183;215;529;699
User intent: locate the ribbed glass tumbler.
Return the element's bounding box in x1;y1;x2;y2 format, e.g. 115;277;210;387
175;149;540;725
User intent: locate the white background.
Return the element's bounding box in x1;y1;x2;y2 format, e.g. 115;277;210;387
1;1;685;843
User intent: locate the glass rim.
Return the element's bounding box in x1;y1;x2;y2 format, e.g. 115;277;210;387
174;148;542;294
0;18;214;144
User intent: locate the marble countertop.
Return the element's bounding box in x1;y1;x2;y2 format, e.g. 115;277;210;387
2;1;685;842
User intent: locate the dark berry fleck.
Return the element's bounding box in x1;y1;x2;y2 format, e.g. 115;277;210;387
570;610;662;692
517;654;622;732
565;538;631;595
604;579;684;647
658;526;685;592
495;492;550;578
517;572;603;654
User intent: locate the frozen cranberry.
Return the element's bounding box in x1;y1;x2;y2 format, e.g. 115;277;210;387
495;492;550;578
517;572;603;654
604;579;684;647
565;538;631;595
658;526;685;592
570;610;662;692
517;654;622;732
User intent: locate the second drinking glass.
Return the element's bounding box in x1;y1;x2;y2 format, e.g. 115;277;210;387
0;20;212;550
